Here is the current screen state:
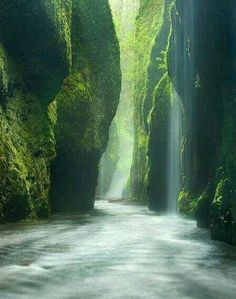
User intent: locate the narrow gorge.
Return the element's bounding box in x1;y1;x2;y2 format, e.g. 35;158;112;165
0;1;236;298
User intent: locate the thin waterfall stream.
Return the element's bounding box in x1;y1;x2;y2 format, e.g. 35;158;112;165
0;1;236;299
167;88;183;212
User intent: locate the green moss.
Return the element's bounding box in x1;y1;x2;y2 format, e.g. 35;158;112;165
55;73;96;154
0;2;68;220
144;0;173;126
130;0;167;202
210;177;233;243
178;187;213;227
195;191;212;227
0;0;121;221
0;0;72;102
178;191;197;218
50;0;121;212
0;23;58;222
0;90;55;222
147;73;172;210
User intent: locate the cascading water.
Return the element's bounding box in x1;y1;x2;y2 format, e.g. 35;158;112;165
167;87;183;211
166;0;194;212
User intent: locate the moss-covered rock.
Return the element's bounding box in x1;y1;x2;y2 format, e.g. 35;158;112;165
210;177;234;244
169;0;236;244
0;0;120;221
129;0;174;209
50;0;121;212
0;0;72;102
178;191;197;218
130;0;168;203
131;0;236;246
147;73;172;210
0;43;56;222
0;1;70;222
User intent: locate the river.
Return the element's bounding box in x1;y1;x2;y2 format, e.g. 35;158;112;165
0;201;236;299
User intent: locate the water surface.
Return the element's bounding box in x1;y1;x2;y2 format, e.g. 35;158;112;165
0;201;236;299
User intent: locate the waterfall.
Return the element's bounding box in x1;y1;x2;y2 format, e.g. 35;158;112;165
167;87;182;211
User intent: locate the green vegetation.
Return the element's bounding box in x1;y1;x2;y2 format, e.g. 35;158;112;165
0;0;120;221
97;0;139;198
130;0;174;205
0;44;55;222
50;0;121;211
0;0;236;248
147;74;172;210
168;1;236;244
130;0;173;202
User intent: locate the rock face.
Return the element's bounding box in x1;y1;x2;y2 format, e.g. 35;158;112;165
130;0;166;203
131;0;236;244
0;0;72;102
50;0;121;212
0;0;121;221
146;0;173;211
0;0;71;222
129;0;175;209
170;0;236;245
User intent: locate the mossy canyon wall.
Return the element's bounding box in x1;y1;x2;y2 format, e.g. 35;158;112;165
0;0;121;221
1;0;236;247
171;0;236;245
131;0;236;244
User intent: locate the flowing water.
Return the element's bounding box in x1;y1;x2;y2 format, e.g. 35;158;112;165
0;201;236;299
167;88;183;211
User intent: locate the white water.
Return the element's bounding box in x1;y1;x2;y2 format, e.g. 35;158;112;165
0;201;236;299
167;88;183;211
